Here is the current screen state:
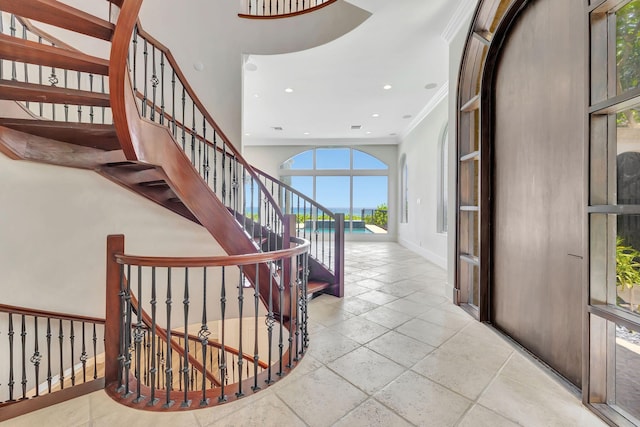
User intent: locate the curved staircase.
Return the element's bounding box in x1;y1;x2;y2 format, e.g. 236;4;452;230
0;0;340;307
0;0;343;416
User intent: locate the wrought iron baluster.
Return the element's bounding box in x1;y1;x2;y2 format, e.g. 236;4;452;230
252;263;260;391
46;318;52;393
278;277;285;376
181;268;191;407
151;45;158;122
8;313;15;401
265;265;274;384
181;86;186;150
236;266;244;397
132;27;138;104
203;118;209;183
64;70;69;121
89;74;94;123
38;40;43;117
80;321;87;383
295;254;302;361
10;14;17;81
303;253;309;349
58;319;64;390
69;321;75;386
124;264;133;396
142;38;148;118
191;102;196;168
171;70;176;136
20;314;26;399
213;131;218;193
199;267;210;407
76;72;82;122
148;266;158;406
160;52;166;125
219;267;227;402
164;267;174;408
92;324;98;380
133;266;144;402
288;256;295;368
222;143;227;205
101;76;106;123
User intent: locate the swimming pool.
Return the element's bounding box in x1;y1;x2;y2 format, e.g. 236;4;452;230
296;220;373;234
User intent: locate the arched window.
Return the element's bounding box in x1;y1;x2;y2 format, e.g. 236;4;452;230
438;124;448;233
280;148;388;234
400;154;408;223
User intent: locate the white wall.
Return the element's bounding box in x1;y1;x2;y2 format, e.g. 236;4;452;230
0;152;225;318
397;99;448;268
244;143;398;240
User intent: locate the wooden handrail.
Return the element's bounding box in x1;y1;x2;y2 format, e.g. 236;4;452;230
109;0;142;160
238;0;337;19
115;237;309;267
0;303;106;324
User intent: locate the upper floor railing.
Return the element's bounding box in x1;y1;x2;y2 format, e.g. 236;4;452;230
239;0;337;19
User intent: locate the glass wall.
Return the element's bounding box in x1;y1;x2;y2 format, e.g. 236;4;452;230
589;1;640;423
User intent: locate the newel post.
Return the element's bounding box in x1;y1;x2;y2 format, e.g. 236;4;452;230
334;213;345;297
105;234;125;385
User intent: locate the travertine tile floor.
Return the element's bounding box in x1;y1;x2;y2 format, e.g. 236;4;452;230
3;243;607;426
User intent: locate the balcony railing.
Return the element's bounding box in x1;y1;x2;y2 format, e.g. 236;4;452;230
239;0;337;19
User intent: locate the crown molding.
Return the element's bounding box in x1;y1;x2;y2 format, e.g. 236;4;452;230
400;81;449;140
441;0;477;44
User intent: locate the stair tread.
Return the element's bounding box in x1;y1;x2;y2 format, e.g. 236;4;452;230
307;280;331;294
0;33;109;75
0;118;119;150
104;161;156;171
0;79;110;106
0;0;115;41
138;179;169;187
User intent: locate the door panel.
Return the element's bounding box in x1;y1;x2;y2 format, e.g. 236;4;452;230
492;0;585;387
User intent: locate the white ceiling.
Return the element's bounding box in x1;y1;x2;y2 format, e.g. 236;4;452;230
242;0;472;146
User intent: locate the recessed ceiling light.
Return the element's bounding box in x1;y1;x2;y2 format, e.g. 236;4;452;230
303;132;310;135
403;114;412;119
424;83;437;90
366;131;372;135
372;113;380;118
253;93;260;98
351;125;362;130
245;62;258;72
284;88;294;93
383;84;392;90
244;133;251;136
